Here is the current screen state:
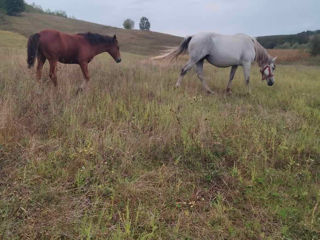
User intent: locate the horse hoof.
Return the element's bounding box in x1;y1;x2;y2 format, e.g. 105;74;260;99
226;88;232;95
76;88;83;95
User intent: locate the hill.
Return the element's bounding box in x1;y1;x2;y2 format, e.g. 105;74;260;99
257;30;320;49
0;12;182;55
0;29;26;48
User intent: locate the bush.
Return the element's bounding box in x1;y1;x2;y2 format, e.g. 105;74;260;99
123;18;135;30
139;17;150;31
310;34;320;56
54;10;67;18
45;8;67;18
277;42;292;49
5;0;25;16
24;3;43;13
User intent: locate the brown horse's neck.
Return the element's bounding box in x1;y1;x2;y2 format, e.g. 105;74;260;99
91;44;110;56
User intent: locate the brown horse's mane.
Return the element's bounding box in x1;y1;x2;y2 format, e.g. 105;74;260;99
77;32;114;45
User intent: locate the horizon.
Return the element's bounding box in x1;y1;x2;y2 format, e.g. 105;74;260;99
24;0;320;37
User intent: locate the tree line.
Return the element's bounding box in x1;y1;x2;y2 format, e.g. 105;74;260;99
257;30;320;56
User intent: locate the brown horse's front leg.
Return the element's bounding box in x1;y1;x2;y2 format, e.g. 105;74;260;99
49;60;58;87
78;62;90;93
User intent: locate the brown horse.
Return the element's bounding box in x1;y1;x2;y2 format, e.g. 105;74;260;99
27;29;121;92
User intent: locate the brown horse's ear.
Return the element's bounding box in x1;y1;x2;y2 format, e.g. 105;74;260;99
113;34;117;41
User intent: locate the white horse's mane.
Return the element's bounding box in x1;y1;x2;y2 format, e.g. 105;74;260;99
252;38;272;67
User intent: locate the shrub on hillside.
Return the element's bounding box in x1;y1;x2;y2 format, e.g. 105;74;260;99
45;9;67;18
310;34;320;56
25;2;44;13
5;0;25;16
123;18;135;30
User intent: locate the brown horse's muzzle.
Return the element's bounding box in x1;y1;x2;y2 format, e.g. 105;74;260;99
116;58;121;63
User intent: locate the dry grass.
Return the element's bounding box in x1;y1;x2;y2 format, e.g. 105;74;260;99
0;33;320;239
268;49;310;63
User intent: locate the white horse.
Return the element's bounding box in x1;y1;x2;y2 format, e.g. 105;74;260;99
153;32;277;93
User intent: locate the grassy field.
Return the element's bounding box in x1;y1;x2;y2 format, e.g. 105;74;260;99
0;31;320;240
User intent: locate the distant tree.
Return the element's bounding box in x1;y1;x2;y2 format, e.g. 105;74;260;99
139;17;150;31
310;34;320;56
5;0;25;16
123;18;134;30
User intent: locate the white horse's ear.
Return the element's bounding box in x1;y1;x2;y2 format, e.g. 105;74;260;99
272;56;278;62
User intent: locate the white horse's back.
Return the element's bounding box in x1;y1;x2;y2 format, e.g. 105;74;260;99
188;32;256;67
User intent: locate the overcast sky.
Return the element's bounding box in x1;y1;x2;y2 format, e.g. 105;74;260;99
25;0;320;37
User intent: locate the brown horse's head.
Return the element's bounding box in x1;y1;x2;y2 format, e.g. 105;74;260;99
78;32;122;63
108;35;121;63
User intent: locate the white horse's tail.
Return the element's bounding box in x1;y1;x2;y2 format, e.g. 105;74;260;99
152;36;192;61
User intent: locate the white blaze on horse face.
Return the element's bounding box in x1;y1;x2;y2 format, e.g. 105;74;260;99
270;62;276;77
264;66;270;77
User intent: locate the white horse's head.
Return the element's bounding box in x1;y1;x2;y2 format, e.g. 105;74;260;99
260;57;277;86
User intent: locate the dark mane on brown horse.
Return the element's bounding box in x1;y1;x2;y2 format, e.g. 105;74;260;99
77;32;115;45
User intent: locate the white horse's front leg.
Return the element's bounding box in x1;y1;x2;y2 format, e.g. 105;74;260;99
242;62;251;94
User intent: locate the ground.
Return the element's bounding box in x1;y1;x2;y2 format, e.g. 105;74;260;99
0;30;319;240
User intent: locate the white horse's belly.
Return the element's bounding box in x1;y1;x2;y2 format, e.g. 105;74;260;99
206;54;240;67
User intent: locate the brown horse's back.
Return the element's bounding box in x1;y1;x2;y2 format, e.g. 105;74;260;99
38;29;90;64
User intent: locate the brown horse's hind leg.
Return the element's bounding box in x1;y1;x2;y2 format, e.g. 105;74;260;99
78;62;90;93
49;60;58;87
36;53;46;81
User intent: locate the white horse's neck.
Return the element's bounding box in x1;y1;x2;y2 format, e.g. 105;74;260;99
253;39;271;67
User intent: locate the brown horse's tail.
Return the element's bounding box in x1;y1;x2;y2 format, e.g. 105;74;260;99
27;33;40;68
151;36;193;62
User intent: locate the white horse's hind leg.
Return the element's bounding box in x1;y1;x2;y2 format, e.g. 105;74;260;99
195;61;214;94
242;62;251;93
176;59;195;87
226;65;238;93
